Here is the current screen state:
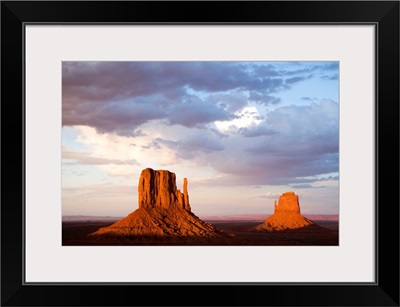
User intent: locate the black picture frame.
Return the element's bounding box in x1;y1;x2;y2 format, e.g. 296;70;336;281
1;1;399;306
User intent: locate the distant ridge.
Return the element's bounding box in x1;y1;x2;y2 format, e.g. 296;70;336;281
303;214;339;221
202;214;338;222
62;215;123;222
201;214;270;221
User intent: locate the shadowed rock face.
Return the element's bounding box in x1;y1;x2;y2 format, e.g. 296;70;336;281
89;168;236;244
253;191;314;232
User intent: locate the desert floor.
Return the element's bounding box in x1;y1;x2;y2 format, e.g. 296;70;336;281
62;219;339;246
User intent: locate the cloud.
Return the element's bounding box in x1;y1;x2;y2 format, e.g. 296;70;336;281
278;62;338;75
205;99;339;186
215;106;263;133
62;62;328;137
258;192;281;199
62;62;339;188
248;92;281;105
63;183;135;198
167;97;232;127
300;97;318;102
62;97;167;136
62;182;138;216
322;62;339;71
63;97;338;188
321;74;339;81
290;184;323;189
251;64;281;77
62;148;139;166
285;75;313;85
63;61;286;104
238;125;277;138
62;126;170;177
157;132;224;160
208;92;249;112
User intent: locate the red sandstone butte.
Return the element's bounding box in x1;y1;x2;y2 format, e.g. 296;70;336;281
138;168;191;211
89;168;235;243
253;191;314;232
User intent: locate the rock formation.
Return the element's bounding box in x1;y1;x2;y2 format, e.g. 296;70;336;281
89;168;237;244
252;191;314;232
138;168;191;211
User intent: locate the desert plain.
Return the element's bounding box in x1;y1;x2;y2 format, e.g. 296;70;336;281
62;218;338;246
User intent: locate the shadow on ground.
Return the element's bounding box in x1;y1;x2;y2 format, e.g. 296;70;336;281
62;220;339;246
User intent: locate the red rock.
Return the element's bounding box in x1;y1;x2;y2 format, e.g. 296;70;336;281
183;178;190;211
253;191;314;232
138;168;190;210
274;191;300;214
89;168;237;244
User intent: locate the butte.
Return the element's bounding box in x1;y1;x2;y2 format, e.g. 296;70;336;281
252;191;315;232
88;168;237;244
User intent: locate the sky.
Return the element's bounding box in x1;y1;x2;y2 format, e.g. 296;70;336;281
62;61;339;217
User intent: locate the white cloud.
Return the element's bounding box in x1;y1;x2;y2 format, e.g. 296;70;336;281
215;106;262;133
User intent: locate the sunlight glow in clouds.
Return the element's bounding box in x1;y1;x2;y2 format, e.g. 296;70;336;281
62;61;339;217
215;106;262;133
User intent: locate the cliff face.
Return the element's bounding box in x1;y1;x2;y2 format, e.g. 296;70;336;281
274;192;300;214
89;168;235;244
138;168;191;211
253;191;314;232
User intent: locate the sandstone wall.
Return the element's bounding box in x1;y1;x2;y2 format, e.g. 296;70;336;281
138;168;190;211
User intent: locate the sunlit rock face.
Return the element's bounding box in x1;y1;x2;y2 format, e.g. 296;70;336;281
89;168;235;244
273;191;300;214
252;191;314;232
138;168;191;211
